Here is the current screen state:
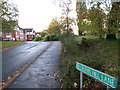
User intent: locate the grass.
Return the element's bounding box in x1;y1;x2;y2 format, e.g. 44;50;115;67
59;35;119;89
75;35;100;40
0;41;25;49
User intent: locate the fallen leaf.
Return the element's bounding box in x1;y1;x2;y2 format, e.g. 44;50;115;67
14;82;17;84
7;76;11;80
59;78;63;83
73;82;77;88
60;86;64;88
53;72;58;80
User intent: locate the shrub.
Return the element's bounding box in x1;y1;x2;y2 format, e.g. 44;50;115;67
34;36;42;41
40;32;46;37
44;34;59;41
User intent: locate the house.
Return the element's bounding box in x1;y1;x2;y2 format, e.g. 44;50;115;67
23;28;35;41
2;32;13;41
2;31;20;41
16;26;25;41
2;26;25;41
2;26;35;41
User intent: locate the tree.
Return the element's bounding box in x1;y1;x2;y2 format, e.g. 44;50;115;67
1;0;18;33
59;16;74;34
87;7;105;38
76;2;87;35
40;32;46;37
77;1;107;37
106;2;120;39
55;0;73;35
47;18;61;34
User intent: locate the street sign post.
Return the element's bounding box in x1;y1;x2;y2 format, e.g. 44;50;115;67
76;62;117;89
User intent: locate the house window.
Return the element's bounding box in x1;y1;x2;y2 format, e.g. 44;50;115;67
6;33;11;35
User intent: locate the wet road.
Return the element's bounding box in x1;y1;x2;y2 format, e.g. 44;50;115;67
8;41;61;88
2;41;51;82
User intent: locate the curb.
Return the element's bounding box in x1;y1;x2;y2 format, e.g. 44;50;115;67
1;42;53;89
0;43;25;52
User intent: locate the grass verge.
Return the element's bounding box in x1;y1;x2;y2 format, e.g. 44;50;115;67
0;41;25;50
59;35;119;89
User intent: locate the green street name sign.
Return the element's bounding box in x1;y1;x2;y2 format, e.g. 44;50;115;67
76;62;117;88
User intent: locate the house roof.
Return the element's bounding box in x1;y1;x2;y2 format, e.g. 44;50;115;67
16;25;34;33
23;28;33;33
18;26;23;30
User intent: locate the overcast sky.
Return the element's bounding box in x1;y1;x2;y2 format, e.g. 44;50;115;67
11;0;77;32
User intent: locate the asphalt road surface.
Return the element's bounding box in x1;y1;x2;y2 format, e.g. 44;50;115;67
2;41;51;82
3;41;61;88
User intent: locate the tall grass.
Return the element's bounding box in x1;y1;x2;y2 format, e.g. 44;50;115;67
59;35;119;89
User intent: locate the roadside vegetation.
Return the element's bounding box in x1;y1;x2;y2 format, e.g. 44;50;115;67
34;34;59;41
59;34;119;88
34;36;42;41
44;34;59;41
0;41;25;49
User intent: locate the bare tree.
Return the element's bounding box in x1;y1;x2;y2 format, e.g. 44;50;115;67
53;0;73;34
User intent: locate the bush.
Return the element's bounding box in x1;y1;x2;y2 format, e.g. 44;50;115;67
40;32;46;37
34;36;42;41
44;34;59;41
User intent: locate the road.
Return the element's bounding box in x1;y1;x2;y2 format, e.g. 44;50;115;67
8;41;61;88
2;41;50;82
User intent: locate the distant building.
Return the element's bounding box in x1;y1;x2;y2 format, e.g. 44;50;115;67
15;26;25;41
2;26;35;41
23;28;35;41
35;32;41;37
2;32;13;41
2;30;20;41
